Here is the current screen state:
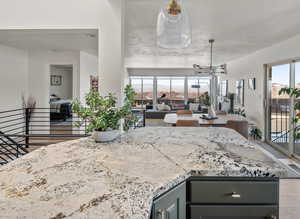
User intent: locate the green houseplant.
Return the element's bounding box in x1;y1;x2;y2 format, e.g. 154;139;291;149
198;92;210;106
279;87;300;138
72;85;136;142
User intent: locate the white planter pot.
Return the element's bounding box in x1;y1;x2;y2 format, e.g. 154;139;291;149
93;130;120;143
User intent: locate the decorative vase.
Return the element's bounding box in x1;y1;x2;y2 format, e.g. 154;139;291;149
208;105;217;118
93;130;120;143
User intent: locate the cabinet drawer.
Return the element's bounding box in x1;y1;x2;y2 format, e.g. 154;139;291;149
189;205;278;219
188;181;278;204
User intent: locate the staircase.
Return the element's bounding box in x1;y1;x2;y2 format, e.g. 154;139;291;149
0;131;28;165
272;125;300;144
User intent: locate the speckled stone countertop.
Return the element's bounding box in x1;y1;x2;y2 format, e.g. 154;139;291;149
0;127;287;219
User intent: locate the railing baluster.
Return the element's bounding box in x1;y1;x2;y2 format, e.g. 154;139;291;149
25;108;30;148
0;107;143;165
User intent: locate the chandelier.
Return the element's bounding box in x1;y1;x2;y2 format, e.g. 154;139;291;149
193;39;227;75
157;0;192;49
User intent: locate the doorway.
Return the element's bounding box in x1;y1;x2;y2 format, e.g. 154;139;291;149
266;60;300;158
49;64;73;125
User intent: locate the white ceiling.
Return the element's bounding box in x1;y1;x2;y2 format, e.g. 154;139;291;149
0;29;98;54
125;0;300;68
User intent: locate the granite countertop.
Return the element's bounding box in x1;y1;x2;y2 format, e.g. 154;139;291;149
0;127;287;219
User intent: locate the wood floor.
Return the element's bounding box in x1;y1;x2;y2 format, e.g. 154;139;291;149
280;179;300;219
27;125;79;152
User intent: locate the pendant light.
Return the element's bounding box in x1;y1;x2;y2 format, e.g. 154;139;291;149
193;39;227;75
157;0;192;49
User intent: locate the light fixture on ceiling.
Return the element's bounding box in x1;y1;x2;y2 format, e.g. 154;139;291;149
157;0;192;49
193;39;227;75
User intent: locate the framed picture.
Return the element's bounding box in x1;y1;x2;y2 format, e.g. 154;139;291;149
248;78;256;90
236;80;245;106
90;75;99;91
51;75;62;86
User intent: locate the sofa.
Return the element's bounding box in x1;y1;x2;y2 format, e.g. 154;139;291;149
145;104;208;119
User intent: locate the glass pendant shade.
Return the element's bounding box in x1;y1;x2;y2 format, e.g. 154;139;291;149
157;0;192;49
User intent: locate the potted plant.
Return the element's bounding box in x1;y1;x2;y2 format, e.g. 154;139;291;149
198;92;210;107
199;92;217;118
72;85;136;143
279;87;300;139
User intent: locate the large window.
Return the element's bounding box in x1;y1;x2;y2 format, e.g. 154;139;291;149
157;77;185;104
130;77;153;108
157;77;171;103
188;77;210;102
170;77;185;103
143;78;154;101
130;76;211;107
131;78;142;101
219;80;228;97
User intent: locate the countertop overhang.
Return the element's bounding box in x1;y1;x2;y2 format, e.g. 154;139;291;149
0;127;287;218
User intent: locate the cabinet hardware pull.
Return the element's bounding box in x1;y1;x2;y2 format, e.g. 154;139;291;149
231;192;241;198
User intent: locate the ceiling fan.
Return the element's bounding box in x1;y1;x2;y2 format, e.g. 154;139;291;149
193;39;227;75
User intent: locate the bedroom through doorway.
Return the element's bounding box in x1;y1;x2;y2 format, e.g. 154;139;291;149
49;64;74;135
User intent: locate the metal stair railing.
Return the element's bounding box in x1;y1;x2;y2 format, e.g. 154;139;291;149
0;107;146;165
0;130;29;163
272;124;300;143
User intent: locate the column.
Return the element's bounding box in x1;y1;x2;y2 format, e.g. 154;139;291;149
99;0;125;105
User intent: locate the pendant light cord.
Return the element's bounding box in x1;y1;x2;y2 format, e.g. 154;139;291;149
209;39;214;70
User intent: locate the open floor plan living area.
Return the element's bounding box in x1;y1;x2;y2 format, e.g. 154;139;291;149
0;0;300;219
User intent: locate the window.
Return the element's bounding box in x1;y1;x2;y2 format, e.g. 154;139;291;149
131;78;142;101
130;76;211;107
157;77;186;104
130;77;153;108
157;77;171;103
171;77;185;104
236;80;244;106
219;80;228;97
142;77;153;105
188;77;210;103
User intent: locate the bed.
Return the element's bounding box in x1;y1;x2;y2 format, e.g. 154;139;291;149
50;95;72;121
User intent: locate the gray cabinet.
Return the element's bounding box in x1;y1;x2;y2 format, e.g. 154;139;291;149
151;177;279;219
189;180;278;204
152;182;186;219
187;177;279;219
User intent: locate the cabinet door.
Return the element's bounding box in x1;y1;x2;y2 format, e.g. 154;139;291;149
153;182;186;219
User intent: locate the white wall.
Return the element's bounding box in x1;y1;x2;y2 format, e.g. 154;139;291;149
0;44;28;111
28;50;80;108
222;33;300;132
79;51;98;104
50;66;73;100
0;0;126;103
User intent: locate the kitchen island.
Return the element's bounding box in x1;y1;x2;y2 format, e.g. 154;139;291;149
0;127;287;219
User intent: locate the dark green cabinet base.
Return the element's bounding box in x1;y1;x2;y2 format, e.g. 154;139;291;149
151;177;279;219
152;182;186;219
